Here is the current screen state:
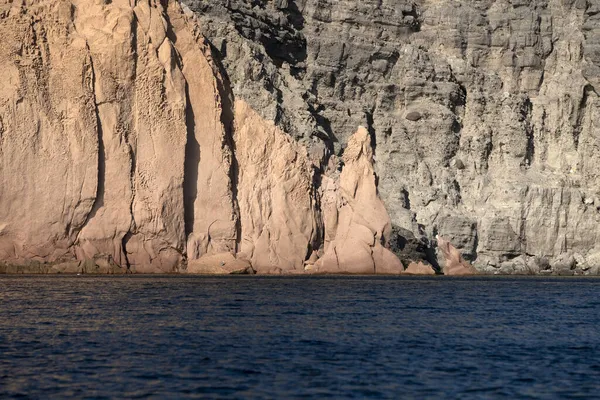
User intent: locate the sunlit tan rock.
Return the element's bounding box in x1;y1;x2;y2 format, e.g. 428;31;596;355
234;100;318;274
437;236;478;276
403;262;436;276
314;127;404;274
0;0;237;273
187;252;254;274
0;1;411;274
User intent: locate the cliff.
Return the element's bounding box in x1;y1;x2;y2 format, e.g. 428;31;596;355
0;0;403;274
0;0;598;275
183;0;600;275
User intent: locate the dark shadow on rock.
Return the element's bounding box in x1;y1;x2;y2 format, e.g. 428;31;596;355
183;82;200;237
389;225;440;272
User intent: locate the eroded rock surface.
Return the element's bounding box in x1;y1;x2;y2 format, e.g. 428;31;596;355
0;0;233;272
233;99;318;273
0;0;402;274
4;0;600;274
314;127;404;274
437;237;479;276
182;0;600;274
404;261;436;276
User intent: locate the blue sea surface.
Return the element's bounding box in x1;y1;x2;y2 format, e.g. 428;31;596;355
1;275;599;399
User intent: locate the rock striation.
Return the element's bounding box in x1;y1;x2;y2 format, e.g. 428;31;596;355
3;0;600;275
0;0;232;273
0;0;403;274
181;0;600;275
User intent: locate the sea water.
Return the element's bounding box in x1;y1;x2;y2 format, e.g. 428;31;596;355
1;275;599;398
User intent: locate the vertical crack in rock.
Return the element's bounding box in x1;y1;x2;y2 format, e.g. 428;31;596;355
121;231;132;270
202;39;241;250
123;141;136;270
183;82;199;239
574;84;594;150
365;110;377;156
76;46;105;237
120;9;141;271
522;98;535;167
217;76;241;251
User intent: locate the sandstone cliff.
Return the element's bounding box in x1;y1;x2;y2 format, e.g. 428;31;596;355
2;0;600;275
0;0;403;274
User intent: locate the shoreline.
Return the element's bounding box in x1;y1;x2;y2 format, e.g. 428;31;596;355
0;269;596;277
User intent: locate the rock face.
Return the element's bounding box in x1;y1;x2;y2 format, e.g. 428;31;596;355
0;0;235;273
314;127;403;274
181;0;600;274
3;0;600;274
0;0;401;274
233;99;319;273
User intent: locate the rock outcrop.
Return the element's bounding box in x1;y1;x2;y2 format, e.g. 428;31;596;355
314;127;404;274
187;253;254;274
233;99;319;273
437;237;479;276
403;261;436;276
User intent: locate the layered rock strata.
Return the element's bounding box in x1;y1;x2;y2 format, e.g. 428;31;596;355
4;0;600;275
182;0;600;275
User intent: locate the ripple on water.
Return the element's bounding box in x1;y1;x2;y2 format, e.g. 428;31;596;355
1;275;600;398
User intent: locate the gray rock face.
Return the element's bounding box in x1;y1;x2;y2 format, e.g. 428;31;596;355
183;0;600;273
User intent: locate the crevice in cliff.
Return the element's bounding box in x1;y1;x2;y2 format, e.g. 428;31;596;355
121;231;132;270
78;47;105;235
205;41;242;251
121;16;141;271
521;97;535;167
218;78;242;252
573;84;595;150
183;82;199;238
365;110;377;155
402;2;422;32
310;165;324;258
122;130;137;271
307;101;337;160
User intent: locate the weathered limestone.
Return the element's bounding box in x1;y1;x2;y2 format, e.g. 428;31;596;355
5;0;600;275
